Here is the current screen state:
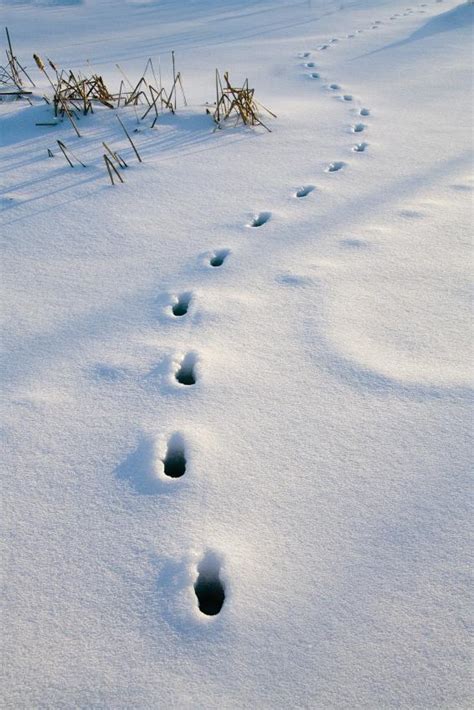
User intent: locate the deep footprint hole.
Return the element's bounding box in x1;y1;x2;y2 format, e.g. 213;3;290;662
296;185;315;198
210;249;229;267
175;353;197;386
163;433;186;478
329;83;341;90
353;142;368;152
194;552;225;616
250;211;271;227
172;292;191;317
360;108;370;116
327;161;345;173
352;123;365;133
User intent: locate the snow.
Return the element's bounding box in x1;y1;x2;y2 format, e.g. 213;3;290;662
1;0;472;707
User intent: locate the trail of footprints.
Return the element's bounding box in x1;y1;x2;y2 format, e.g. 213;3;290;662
299;43;374;177
115;0;441;622
303;0;442;68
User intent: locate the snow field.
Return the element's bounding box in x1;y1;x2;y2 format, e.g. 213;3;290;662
1;0;472;707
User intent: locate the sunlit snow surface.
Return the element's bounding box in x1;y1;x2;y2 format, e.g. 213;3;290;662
1;0;472;707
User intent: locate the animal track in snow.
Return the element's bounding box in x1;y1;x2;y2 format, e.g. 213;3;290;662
175;353;197;386
353;142;368;152
163;433;186;478
249;211;271;227
194;551;225;616
305;61;316;68
329;83;341;90
298;51;311;58
309;72;320;79
318;44;329;50
352;123;365;133
342;94;353;102
359;108;370;117
326;161;346;173
172;292;191;317
295;185;315;198
339;238;371;250
210;249;230;267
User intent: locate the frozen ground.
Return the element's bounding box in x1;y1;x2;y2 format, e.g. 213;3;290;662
1;0;473;707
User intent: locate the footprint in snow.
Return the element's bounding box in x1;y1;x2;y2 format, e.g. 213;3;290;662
352;142;368;152
326;161;346;173
359;108;370;116
398;209;424;220
295;185;315;198
248;211;271;227
210;249;230;267
309;72;320;79
352;123;366;133
305;61;316;68
276;272;313;287
175;353;197;386
318;44;329;50
194;551;225;616
342;94;353;102
172;292;191;317
298;51;311;58
339;238;371;250
163;433;187;479
329;83;341;90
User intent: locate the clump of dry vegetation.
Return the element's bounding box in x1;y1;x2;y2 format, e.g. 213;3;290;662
210;70;276;132
2;31;276;185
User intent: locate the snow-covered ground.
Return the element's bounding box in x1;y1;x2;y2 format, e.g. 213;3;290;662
1;0;472;707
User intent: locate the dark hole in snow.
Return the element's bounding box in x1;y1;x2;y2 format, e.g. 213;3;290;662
329;83;340;90
194;552;225;616
172;293;190;317
353;123;365;133
210;249;229;267
360;108;370;116
175;354;196;386
250;211;271;227
163;434;186;478
327;161;345;172
296;185;315;198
